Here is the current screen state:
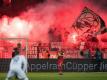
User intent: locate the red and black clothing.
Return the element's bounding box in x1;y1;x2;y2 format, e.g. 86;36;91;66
57;51;64;74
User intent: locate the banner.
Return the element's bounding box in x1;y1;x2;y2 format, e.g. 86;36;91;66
0;59;107;72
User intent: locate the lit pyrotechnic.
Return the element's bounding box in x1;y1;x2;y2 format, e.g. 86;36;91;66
67;33;78;44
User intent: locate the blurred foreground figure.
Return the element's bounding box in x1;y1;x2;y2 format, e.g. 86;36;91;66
5;48;28;80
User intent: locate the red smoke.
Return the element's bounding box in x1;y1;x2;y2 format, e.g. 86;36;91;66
0;0;107;44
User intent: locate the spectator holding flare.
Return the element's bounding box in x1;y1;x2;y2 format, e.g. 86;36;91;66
57;49;64;75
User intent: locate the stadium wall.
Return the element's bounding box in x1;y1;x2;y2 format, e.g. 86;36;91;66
0;59;107;72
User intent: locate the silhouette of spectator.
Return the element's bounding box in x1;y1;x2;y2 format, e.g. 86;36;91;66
94;48;103;71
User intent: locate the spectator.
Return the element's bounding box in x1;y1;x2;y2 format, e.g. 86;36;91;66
94;48;103;71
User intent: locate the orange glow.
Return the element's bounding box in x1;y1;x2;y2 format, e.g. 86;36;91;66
68;33;78;44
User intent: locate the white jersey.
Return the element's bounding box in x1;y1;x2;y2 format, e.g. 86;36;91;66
10;55;27;72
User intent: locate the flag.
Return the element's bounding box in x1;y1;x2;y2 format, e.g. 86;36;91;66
98;16;107;34
72;7;107;37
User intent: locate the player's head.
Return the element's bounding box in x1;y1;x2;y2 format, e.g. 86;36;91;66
12;48;19;58
17;42;21;49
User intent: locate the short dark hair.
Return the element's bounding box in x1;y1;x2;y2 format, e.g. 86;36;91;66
12;48;19;57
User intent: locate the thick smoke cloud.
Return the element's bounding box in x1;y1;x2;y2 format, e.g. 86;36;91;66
88;0;107;10
0;0;107;43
